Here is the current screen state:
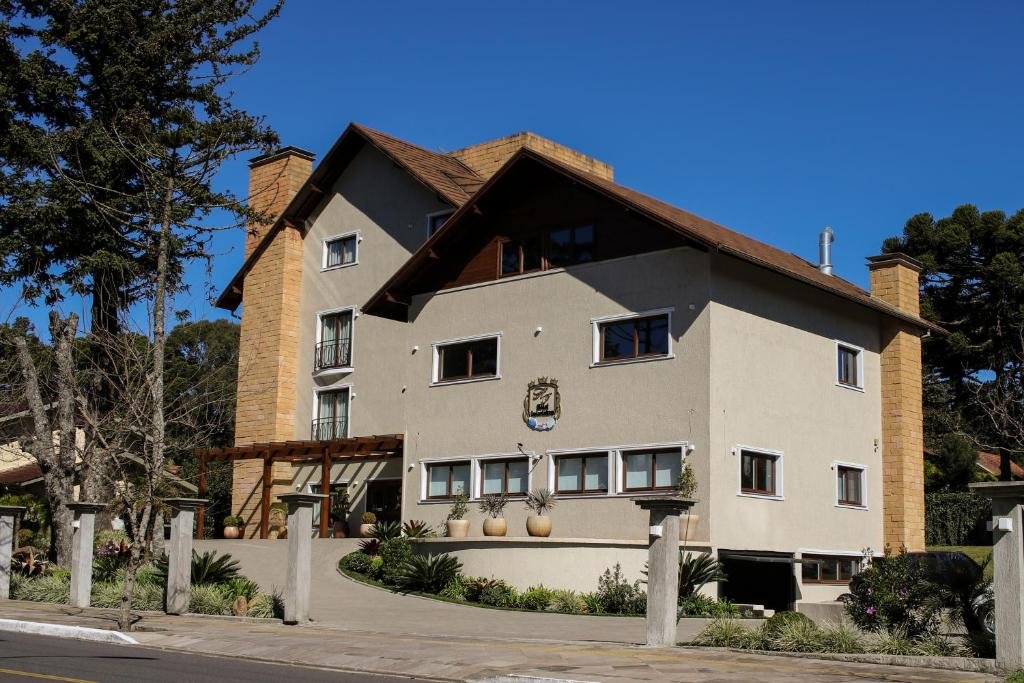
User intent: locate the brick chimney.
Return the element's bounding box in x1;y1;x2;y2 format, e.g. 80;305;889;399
450;132;613;181
868;252;925;551
246;146;315;258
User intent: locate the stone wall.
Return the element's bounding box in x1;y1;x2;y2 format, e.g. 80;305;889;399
450;131;613;181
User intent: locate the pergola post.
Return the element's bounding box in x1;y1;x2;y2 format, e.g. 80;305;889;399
164;498;207;615
319;448;331;539
67;502;106;608
970;481;1024;671
280;493;326;624
196;454;208;539
0;506;26;600
632;496;694;647
260;452;272;539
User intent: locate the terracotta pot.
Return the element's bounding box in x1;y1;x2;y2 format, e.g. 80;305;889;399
526;515;551;537
679;513;700;541
446;519;470;538
223;525;241;539
482;517;507;537
359;523;374;538
333;522;348;539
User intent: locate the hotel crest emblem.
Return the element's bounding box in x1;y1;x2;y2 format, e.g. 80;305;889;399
523;377;561;432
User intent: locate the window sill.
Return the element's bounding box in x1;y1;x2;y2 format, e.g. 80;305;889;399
835;382;865;393
321;261;359;272
835;503;868;511
314;366;353;378
590;354;675;369
737;492;784;501
430;375;501;388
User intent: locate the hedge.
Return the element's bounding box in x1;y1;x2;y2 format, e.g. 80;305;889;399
925;492;990;546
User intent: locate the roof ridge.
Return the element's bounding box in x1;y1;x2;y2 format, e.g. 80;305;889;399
352;122;481;175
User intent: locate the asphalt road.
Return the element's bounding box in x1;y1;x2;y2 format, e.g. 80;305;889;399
0;631;432;683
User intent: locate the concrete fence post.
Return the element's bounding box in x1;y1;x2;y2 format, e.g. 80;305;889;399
0;506;26;600
632;496;694;647
970;481;1024;672
66;502;105;609
164;498;207;615
280;493;326;625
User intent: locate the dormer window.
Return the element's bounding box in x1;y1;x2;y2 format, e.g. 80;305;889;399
427;210;454;237
323;232;358;270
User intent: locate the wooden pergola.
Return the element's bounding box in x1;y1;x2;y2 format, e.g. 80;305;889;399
194;434;403;539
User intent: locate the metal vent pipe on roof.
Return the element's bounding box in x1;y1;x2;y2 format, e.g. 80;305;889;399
818;226;835;275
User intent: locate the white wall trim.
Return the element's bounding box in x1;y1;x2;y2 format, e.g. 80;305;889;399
590;307;675;367
834;339;865;391
733;444;785;500
430;332;503;385
831;460;869;510
321;230;360;271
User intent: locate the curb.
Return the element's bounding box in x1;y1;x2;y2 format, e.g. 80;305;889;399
0;618;139;645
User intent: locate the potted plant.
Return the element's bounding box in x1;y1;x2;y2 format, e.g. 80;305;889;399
477;493;509;536
445;493;470;538
222;515;244;539
676;461;699;541
524;488;556;537
359;511;377;538
330;490;350;538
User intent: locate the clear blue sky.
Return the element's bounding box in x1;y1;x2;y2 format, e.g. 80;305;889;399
5;1;1023;333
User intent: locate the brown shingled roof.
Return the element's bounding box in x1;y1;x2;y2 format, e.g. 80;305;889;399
0;462;42;486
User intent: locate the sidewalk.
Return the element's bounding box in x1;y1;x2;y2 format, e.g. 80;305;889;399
0;600;1000;682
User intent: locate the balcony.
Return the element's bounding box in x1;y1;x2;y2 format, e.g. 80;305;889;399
311;417;348;441
314;339;351;373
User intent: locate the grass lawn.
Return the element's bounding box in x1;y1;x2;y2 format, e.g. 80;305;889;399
927;545;994;579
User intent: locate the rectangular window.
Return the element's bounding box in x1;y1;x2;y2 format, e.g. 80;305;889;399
740;449;778;496
837;344;861;387
622;449;681;492
837;465;864;507
547;224;594;268
555;453;609;494
435;336;499;383
598;314;670;363
500;236;543;277
324;234;357;269
481;458;529;496
315;310;353;371
312;388;349;440
426;461;471;499
802;555;861;584
427;210;453;237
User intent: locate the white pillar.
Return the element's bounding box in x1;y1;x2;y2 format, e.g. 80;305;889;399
164;498;207;615
280;493;326;624
0;506;26;600
67;502;105;609
971;482;1024;671
633;496;693;647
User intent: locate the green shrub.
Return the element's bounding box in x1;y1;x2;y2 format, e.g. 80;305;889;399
133;564;162;587
339;551;373;576
771;619;826;653
842;548;945;637
679;552;727;598
909;632;968;657
438;576;468;601
819;621;866;654
92;556;125;582
872;627;914;656
692;619;756;648
155;550;241;586
520;586;555;611
358;538;381;556
678;595;740;618
370;520;402;542
189;584;232;615
246;592;284;619
594;564;645;614
377;538;412;586
478;581;519;608
401;520;435;538
462;577;500;602
763;611;814;635
222;577;260;602
11;573;70;604
90;580;163;611
397;553;462;593
550;589;589;614
925;492;989;546
368;555;384;579
581;591;603;614
1006;671;1024;683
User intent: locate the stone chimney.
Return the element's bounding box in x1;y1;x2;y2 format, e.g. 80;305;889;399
868;252;925;551
450;132;613;181
246;146;315;258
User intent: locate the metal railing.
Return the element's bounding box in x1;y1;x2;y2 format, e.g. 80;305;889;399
311;417;348;441
314;339;351;371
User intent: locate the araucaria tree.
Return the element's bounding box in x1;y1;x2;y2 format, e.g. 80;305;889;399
1;0;281;629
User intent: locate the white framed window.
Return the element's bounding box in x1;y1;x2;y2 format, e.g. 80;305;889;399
835;340;864;390
591;307;674;367
422;460;472;500
426;209;454;237
476;454;531;497
431;332;502;386
546;442;689;497
312;385;351;440
314;306;356;373
833;461;867;509
735;445;784;500
322;231;359;270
